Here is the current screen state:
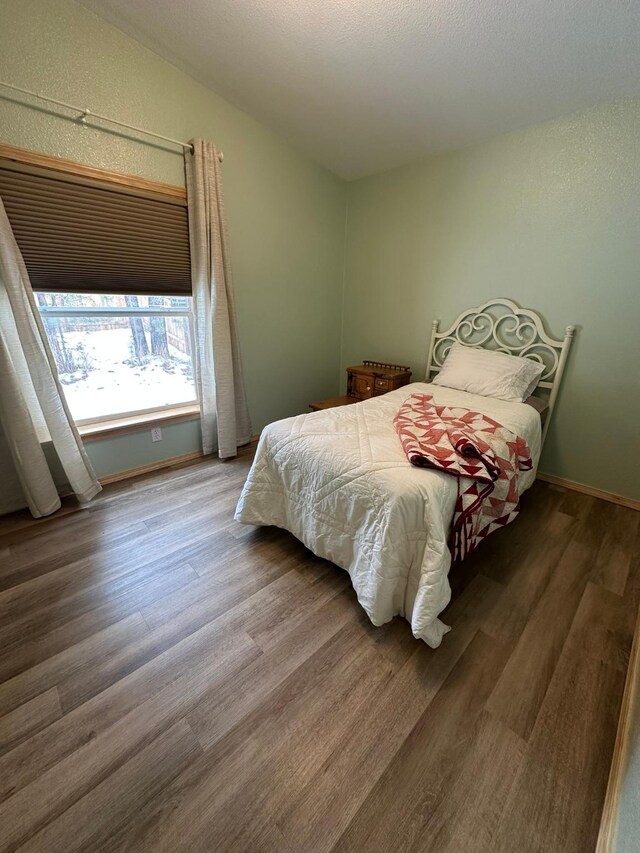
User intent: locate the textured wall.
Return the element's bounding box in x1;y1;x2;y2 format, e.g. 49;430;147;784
343;100;640;500
77;0;640;180
0;0;346;492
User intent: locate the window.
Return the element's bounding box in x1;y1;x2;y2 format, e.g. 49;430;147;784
37;293;198;425
0;147;195;429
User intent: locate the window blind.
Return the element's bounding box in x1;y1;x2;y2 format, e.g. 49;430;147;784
0;159;191;295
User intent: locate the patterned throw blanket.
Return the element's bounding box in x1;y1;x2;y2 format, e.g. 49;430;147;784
394;393;532;563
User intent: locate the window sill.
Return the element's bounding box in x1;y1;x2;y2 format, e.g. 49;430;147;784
78;404;200;443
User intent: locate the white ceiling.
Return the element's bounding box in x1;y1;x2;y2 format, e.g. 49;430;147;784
78;0;640;179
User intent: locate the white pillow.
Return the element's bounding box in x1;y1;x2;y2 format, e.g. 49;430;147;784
432;342;544;402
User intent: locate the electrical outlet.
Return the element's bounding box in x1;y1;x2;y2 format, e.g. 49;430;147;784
151;427;162;442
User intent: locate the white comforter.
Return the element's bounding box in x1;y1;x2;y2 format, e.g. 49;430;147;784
235;383;541;647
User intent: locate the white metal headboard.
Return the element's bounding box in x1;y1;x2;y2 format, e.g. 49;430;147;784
426;298;574;443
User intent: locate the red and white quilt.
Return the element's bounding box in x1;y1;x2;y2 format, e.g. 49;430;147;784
394;393;532;562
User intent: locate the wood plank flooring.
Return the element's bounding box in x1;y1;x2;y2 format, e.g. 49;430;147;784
0;454;637;853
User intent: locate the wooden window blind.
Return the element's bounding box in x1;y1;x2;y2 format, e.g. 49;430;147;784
0;149;191;295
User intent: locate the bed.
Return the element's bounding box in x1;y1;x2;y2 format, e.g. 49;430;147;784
235;299;574;646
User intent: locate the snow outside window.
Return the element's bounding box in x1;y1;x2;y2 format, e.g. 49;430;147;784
36;293;198;424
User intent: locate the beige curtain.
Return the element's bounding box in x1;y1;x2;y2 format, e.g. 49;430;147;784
0;197;101;517
185;139;251;458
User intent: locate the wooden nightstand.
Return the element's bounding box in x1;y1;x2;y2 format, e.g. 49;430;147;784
346;361;412;400
310;360;412;412
309;395;358;412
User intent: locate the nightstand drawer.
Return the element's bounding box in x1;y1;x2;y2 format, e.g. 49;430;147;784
351;374;373;399
374;377;390;392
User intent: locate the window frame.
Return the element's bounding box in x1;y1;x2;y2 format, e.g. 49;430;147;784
37;296;200;427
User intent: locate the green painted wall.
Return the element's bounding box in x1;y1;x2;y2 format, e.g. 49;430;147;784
85;420;203;480
343;100;640;500
0;0;346;488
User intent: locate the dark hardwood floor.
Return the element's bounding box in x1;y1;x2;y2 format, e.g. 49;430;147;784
0;453;637;853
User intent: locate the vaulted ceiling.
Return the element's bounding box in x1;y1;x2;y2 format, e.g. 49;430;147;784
78;0;640;179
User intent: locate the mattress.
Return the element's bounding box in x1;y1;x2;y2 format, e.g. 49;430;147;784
235;382;542;647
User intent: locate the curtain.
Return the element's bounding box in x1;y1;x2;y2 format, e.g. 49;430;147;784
185;139;252;458
0;197;101;518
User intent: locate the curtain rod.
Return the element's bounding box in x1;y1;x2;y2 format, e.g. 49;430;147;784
0;80;224;162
